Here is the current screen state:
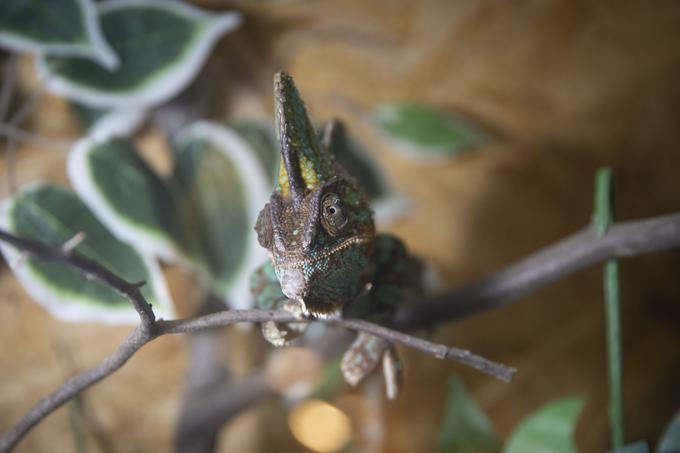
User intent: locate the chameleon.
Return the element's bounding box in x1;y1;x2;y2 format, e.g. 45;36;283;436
250;72;422;399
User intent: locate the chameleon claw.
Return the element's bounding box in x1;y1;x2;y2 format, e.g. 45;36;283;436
262;321;289;347
262;298;308;347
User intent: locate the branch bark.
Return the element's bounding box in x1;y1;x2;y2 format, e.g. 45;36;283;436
395;212;680;330
0;328;150;452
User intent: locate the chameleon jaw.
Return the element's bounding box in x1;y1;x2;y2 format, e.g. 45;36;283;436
274;234;373;269
273;234;373;315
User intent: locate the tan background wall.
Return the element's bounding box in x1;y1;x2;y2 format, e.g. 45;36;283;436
2;0;680;451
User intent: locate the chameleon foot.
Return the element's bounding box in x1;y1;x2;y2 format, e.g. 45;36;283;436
261;299;307;347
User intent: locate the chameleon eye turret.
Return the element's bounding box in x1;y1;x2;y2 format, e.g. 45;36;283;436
320;192;348;236
251;72;423;399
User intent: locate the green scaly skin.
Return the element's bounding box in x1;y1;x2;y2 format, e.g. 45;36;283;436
250;72;422;398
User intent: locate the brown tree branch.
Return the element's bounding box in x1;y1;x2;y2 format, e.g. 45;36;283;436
0;228;512;452
394;211;680;330
0;327;149;452
154;312;516;380
330;318;516;382
155;312;517;380
2;210;680;451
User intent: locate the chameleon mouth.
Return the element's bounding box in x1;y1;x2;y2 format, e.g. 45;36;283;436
277;234;373;268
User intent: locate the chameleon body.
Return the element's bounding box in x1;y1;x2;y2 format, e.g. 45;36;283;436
251;72;422;398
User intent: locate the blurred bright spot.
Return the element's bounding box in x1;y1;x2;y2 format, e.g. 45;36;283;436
288;399;352;452
264;347;324;399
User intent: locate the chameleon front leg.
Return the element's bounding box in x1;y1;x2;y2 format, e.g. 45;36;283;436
341;234;422;399
250;261;307;346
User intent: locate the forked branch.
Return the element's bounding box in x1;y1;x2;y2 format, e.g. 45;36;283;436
0;227;513;452
2;210;680;451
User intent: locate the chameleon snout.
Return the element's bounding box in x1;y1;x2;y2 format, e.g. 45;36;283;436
276;265;308;301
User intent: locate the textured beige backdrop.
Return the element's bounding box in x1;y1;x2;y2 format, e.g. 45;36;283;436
2;0;680;451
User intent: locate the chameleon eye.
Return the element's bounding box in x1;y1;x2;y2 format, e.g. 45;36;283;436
321;192;348;236
255;205;273;249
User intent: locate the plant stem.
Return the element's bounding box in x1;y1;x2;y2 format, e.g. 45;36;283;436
595;167;625;449
605;258;624;449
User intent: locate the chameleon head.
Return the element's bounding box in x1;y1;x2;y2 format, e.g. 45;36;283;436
254;72;375;316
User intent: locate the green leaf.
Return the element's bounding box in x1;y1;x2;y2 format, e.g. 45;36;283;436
438;376;500;453
324;121;408;225
68;136;187;263
658;408;680;453
0;184;173;323
504;397;585;453
0;0;118;69
229;120;280;185
613;441;649;453
374;103;488;161
38;0;241;109
172;121;270;309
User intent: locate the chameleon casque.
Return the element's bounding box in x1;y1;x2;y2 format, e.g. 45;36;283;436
251;72;422;399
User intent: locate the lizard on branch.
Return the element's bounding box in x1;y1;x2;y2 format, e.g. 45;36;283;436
251;72;422;399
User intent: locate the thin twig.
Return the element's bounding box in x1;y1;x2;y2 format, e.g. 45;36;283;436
0;55;19;196
0;123;74;150
4;81;46;194
6;81;44;128
0;230;155;327
0;54;19;121
159;311;515;379
0;328;150;452
331;318;516;382
156;311;516;381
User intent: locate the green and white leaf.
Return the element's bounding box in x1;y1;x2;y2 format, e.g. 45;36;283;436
658;408;680;453
90;109;148;141
504;397;585;453
0;0;118;69
0;184;173;323
374;103;488;162
173;121;270;309
71;103;147;140
71;103;108;130
68;136;186;263
38;0;241;109
438;376;500;453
